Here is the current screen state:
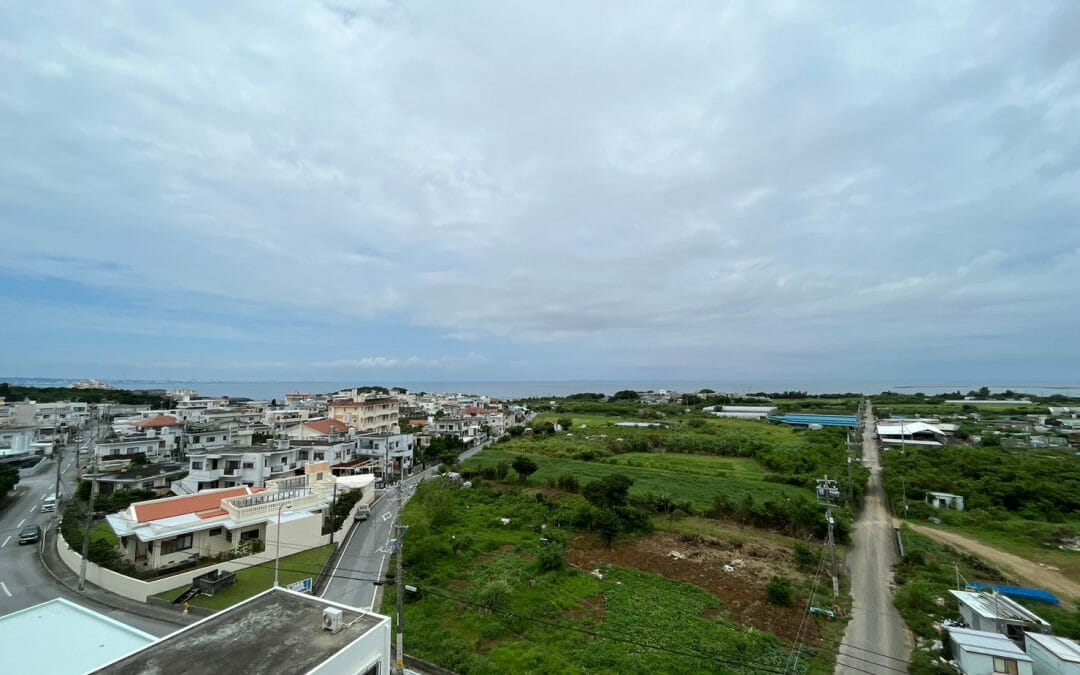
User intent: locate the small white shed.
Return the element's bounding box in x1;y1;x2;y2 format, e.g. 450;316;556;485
950;627;1032;675
1025;632;1080;675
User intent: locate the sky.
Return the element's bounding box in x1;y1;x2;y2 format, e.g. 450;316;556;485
1;1;1079;383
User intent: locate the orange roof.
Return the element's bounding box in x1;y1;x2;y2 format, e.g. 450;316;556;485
303;419;349;435
409;419;430;426
131;487;262;523
136;415;181;430
464;407;485;416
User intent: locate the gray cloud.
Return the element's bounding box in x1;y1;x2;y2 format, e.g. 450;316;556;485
2;0;1078;379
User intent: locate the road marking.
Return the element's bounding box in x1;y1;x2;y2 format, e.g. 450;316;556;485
382;512;392;522
0;582;10;597
41;493;47;500
28;504;36;513
320;505;368;599
17;519;25;528
1;537;9;547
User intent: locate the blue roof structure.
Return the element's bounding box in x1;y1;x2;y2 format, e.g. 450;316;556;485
769;414;860;428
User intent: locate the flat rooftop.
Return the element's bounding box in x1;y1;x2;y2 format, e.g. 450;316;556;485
0;598;156;674
95;589;386;675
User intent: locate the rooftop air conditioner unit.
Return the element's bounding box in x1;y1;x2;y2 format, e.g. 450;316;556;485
322;607;344;634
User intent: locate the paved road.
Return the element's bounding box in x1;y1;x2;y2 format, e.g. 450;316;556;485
835;402;910;674
0;423;178;637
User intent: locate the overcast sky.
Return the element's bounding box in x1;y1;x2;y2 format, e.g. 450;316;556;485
2;1;1078;384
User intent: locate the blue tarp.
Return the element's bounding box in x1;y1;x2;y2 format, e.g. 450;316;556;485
966;582;1060;606
768;414;860;429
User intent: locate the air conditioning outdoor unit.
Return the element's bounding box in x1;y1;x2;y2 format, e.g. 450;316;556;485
322;607;344;634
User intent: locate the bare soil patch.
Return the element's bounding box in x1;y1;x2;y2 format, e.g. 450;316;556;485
568;532;830;643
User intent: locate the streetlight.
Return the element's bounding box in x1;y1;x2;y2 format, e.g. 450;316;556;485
273;500;293;588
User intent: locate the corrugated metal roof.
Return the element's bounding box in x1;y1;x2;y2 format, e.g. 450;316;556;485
949;627;1031;661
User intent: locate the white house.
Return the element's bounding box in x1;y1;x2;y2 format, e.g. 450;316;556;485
283;418;351;439
0;426;35;454
356;432;415;472
949;627;1033;675
926;491;965;511
107;464;340;573
1024;632;1080;675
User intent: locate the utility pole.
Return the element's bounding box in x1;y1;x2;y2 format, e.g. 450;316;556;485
392;475;408;675
816;475;840;598
78;455;98;591
53;443;63;505
328;481;339;545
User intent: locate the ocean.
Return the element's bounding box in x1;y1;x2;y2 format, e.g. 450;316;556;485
5;377;1079;400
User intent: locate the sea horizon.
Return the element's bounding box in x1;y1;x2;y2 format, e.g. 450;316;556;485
4;376;1079;401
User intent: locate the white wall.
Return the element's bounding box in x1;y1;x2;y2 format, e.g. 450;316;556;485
311;620;391;675
956;648;1032;675
1027;638;1080;675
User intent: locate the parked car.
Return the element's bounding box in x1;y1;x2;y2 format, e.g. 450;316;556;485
19;524;42;545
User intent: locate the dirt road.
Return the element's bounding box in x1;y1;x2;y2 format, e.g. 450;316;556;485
835;402;910;675
908;524;1080;605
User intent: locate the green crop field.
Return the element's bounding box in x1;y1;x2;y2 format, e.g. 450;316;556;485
463;448;810;511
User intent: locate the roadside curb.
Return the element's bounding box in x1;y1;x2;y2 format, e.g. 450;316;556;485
37;520;194;628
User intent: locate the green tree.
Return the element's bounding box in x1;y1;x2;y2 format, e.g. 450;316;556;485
556;417;573;431
610;390;639;401
536;539;566;572
0;463;18;495
766;576;794;606
583;473;634;509
511;455;538;482
594;508;621;547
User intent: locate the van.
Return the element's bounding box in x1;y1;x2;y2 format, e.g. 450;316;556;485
42;492;57;513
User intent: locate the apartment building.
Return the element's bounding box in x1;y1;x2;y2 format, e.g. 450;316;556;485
356;432;415;472
328;397;399;434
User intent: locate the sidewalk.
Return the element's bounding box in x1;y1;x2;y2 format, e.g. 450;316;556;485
38;523;198;628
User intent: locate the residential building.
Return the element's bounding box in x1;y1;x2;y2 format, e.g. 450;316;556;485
95;437;167;464
950;590;1053;642
264;408;318;428
283;418;350;439
431;416;483;441
949;627;1033;675
291;438;359;467
174;444;298;493
107;464;339;573
0;426;35;455
0;598;156;675
1023;632;1080;675
926;491;965;511
96;463;188;496
356;432;415;473
328;397;399;434
93;588;391;675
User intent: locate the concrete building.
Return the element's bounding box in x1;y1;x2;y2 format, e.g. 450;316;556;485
284;418;350;439
95;436;168;464
950;590;1053;642
328;397;399;434
356;432;415;472
949;627;1033;675
0;426;35;454
96;463;188;496
709;405;778;419
0;598;156;674
107;464;340;573
1024;632;1080;675
94;588;391;675
176;444;299;493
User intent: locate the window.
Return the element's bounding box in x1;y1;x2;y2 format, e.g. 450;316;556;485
240;529;260;541
208;528;223;537
242;462;254;469
208;436;216;442
160;533;193;555
192;461;203;470
993;657;1019;675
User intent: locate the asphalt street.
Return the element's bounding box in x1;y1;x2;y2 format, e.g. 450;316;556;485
834;402;910;674
0;423;178;637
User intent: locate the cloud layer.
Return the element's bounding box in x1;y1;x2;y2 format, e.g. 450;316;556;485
2;1;1079;381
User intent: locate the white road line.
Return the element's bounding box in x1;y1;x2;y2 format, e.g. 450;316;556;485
28;504;36;513
0;582;10;597
17;519;25;528
40;493;47;500
1;537;10;548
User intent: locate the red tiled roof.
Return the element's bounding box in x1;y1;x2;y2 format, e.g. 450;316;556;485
303;419;349;435
464;407;485;416
131;487;262;523
136;415;181;430
409;419;429;426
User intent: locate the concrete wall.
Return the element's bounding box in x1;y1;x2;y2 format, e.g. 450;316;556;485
311;619;391;675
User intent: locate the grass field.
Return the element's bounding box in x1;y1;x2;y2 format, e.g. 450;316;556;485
463;448;810;511
382;482;813;674
155;544;335;610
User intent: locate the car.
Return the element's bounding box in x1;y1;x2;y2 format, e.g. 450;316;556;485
18;524;42;545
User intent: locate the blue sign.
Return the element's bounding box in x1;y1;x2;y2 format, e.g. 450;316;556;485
288;577;313;594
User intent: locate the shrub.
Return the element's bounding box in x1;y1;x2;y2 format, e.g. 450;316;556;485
793;542;815;571
511;455;539;482
766;576;794;606
554;473;580;493
536;540;566;572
